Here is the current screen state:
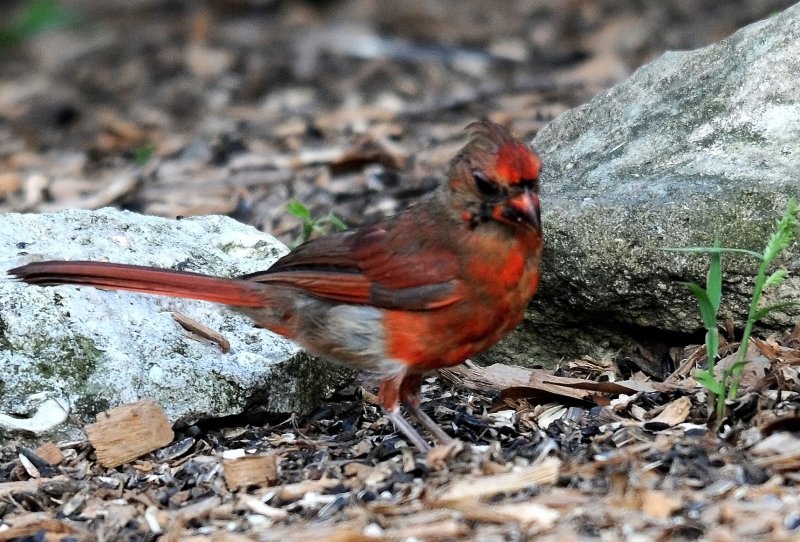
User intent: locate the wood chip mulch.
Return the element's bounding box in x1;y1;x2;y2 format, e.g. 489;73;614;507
2;330;799;541
2;1;799;540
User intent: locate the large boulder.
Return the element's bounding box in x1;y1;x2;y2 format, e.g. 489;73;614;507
0;209;351;442
487;5;800;371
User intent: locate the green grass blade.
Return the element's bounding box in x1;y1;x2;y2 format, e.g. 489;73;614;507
707;239;722;313
764;269;788;288
326;213;348;231
659;246;764;260
683;282;718;331
762;198;798;263
752;301;800;322
705;328;719;366
695;369;724;396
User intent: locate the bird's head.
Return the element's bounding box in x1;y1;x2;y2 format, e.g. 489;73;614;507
445;121;542;234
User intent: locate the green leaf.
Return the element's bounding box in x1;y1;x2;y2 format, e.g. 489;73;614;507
286;201;311;219
705;328;719;367
326;213;348;231
764;269;788;288
288;202;349;247
707;239;722;313
0;0;79;48
682;282;718;331
694;369;724;396
727;358;749;376
762;198;798;263
752;301;800;322
133;142;155;166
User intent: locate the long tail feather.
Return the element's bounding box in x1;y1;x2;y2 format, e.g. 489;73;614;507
8;261;268;308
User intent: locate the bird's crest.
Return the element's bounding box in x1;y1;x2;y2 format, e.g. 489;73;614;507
462;121;540;186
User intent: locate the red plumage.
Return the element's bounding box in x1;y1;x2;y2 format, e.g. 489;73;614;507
9;120;542;452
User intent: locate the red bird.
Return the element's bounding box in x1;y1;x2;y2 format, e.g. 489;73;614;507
9;121;542;451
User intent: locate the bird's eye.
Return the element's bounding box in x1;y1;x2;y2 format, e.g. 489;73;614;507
519;178;538;191
473;171;501;197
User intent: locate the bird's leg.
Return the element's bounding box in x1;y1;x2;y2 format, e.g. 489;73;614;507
383;409;430;452
379;373;430;452
404;403;452;444
399;373;453;444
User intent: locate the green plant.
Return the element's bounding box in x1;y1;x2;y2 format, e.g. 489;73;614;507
664;198;798;419
0;0;78;49
133;142;156;166
286;201;347;247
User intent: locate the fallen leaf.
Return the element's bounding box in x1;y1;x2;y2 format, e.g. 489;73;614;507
644;396;692;428
641;489;681;519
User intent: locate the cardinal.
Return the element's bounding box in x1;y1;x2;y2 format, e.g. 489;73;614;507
9;121;542;451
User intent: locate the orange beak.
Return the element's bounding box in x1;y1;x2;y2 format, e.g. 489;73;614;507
500;188;541;230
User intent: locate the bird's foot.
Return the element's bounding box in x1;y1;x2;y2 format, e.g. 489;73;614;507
384;409;431;452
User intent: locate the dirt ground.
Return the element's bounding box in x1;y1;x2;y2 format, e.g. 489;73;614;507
1;1;799;540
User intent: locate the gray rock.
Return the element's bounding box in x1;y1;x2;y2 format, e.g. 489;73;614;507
0;208;351;442
486;5;800;370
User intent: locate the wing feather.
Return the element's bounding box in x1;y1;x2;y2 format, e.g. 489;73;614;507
242;213;464;310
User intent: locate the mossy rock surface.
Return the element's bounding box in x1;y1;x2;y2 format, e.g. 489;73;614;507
0;209;352;443
482;6;800;369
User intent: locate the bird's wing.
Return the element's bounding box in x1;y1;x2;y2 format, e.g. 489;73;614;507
241;214;464;310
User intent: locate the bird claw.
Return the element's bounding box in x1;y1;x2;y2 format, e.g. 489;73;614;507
384;402;454;454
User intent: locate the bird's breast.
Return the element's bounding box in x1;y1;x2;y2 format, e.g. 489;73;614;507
383;236;541;371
